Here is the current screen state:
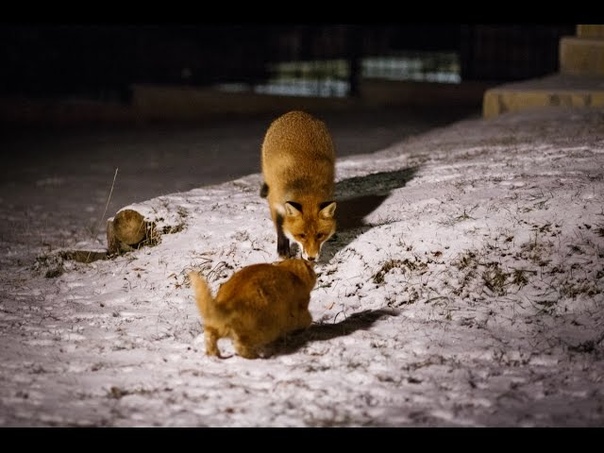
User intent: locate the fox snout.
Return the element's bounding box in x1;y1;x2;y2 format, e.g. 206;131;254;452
304;239;332;261
298;242;325;262
301;250;318;262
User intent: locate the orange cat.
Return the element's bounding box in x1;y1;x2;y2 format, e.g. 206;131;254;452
188;258;316;359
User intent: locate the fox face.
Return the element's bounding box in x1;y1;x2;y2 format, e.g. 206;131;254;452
280;200;336;261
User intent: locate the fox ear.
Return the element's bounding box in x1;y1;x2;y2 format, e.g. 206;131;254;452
284;201;302;217
319;201;336;218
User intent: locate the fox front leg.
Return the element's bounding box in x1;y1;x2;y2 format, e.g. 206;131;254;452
276;212;292;258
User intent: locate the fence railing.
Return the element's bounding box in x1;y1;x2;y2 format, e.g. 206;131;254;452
0;25;576;101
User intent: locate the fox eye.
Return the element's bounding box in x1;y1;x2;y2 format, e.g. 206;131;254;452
316;233;325;240
298;234;306;240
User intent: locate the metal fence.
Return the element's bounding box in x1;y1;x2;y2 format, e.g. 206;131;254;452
0;24;576;101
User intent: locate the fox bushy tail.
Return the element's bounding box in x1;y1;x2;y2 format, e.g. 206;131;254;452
188;271;214;320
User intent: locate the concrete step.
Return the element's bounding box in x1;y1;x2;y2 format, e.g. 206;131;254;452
577;24;604;39
560;36;604;76
482;72;604;118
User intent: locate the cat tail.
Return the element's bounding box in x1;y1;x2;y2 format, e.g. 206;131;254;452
188;271;215;321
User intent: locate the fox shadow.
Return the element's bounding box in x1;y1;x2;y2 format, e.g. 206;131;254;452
321;167;418;262
269;307;400;357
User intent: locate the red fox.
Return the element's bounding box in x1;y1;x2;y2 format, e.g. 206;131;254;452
260;110;337;262
188;258;316;359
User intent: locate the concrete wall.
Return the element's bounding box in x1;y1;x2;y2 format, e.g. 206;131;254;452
0;79;491;127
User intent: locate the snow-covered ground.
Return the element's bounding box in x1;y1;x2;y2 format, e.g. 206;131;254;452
1;106;603;427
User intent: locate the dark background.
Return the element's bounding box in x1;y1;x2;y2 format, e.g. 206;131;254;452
0;24;576;102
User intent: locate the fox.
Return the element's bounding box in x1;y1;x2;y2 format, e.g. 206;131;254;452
188;258;316;359
260;110;337;262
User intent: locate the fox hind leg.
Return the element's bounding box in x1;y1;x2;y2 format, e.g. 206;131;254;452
204;326;221;357
233;335;261;359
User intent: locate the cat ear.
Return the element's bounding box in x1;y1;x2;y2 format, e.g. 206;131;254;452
319;201;336;218
284;201;302;217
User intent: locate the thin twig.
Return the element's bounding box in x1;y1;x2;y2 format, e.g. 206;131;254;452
94;167;119;237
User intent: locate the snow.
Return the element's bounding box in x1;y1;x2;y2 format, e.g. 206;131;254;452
1;106;603;427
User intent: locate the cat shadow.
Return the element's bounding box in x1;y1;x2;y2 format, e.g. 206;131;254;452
268;307;400;357
321;167;418;262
